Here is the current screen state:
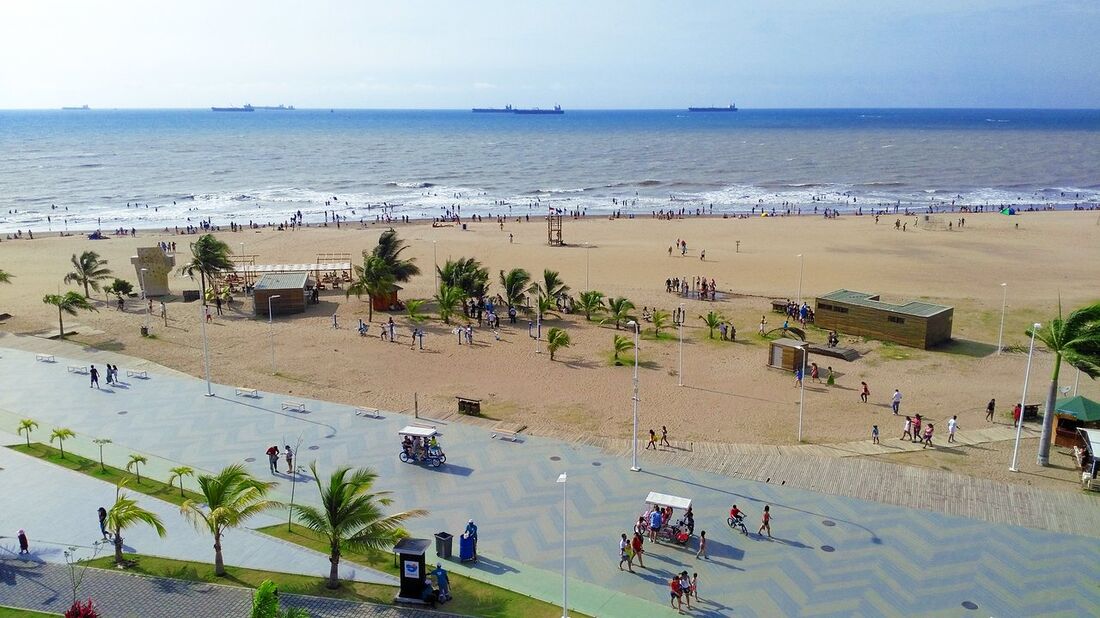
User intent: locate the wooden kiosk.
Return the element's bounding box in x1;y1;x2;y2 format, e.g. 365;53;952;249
768;338;808;371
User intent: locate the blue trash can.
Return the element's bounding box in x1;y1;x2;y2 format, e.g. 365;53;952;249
458;533;476;562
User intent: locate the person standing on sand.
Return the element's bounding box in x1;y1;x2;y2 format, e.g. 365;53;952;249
794;367;803;388
826;366;835;386
901;416;912;441
922;423;935;448
1013;403;1022;428
911;415;922;443
871;425;879;444
860;381;869;403
986;398;996;422
948;416;959;443
810;362;820;383
758;505;772;537
759;315;767;334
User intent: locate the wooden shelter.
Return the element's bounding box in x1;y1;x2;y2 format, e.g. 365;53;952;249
547;212;563;246
1053;396;1100;448
371;284;404;312
814;290;953;349
768;338;808;371
252;272;310;316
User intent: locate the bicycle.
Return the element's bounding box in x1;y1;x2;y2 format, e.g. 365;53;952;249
727;515;748;535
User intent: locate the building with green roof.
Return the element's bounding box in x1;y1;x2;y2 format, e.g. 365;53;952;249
814;290;953;349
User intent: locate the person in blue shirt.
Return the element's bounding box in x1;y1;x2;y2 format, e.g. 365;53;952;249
464;520;478;559
432;563;451;602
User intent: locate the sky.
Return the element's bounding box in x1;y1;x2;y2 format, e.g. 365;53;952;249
1;0;1098;109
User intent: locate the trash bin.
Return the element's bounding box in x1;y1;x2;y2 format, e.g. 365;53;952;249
459;533;476;562
434;532;453;559
140;326;149;337
461;223;467;230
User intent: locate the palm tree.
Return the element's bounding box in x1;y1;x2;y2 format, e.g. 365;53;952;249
535;294;556;320
499;268;531;309
179;234;234;306
700;310;725;339
168;466;195;497
651;310;671;336
346;255;395;323
0;268;12;283
50;427;75;458
64;251;112;298
252;580;310;618
405;299;428;324
17;419;38;448
180;464;278;576
546;327;571;361
612;334;632;361
1029;302;1100;466
93;438;112;472
438;257;488;301
371;230;420;282
43;291;98;339
294;464;426;589
104;278;134;302
577;291;606;321
434;284;463;324
604;297;636;330
106;480;167;565
127;454;149;484
529;269;569;301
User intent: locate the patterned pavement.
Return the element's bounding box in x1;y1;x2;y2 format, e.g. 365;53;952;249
1;345;1099;617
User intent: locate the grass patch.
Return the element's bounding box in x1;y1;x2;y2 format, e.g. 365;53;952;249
0;607;60;617
877;342;920;362
604;351;659;369
641;330;676;342
7;443;202;507
259;524;587;618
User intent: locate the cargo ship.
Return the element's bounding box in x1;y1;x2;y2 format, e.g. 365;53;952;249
472;104;513;113
61;105;90;110
512;105;564;115
688;104;737;112
211;104;254;112
254;104;295;110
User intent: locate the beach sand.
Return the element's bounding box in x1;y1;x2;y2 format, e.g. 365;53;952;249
1;211;1098;477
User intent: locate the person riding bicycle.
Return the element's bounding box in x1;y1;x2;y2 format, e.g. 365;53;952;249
729;504;744;523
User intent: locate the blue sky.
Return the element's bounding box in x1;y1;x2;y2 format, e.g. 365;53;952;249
1;0;1098;109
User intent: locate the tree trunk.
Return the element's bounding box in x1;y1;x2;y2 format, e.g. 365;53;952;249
327;548;341;589
59;442;65;458
1037;356;1062;466
214;533;225;576
114;531;124;565
84;280;90;298
200;272;207;306
58;308;65;340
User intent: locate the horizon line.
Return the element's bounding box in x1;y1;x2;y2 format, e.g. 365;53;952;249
4;106;1100;112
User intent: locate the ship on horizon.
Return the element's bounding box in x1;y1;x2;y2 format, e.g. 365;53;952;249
687;104;738;112
509;105;565;115
472;104;513;113
211;104;254;112
61;105;90;110
253;104;295;110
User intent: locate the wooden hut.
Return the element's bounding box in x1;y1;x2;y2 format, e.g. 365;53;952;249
768;338;808;371
252;272;310;316
371;284;404;313
814;290;953;349
1053;396;1100;448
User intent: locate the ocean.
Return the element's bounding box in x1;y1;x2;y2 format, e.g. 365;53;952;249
2;108;1099;232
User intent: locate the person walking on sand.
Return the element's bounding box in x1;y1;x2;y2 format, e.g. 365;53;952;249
826;366;835;386
631;532;645;568
660;426;671;448
619;533;634;572
810;362;820;383
911;415;922;443
948;415;959;443
89;365;99;389
891;389;902;415
759;315;767;334
922;423;935;448
695;530;708;559
986;398;996;422
794;366;803;388
901;416;912;441
872;425;880;444
758;505;773;538
1013;403;1022;428
860;381;869;403
646;429;657;450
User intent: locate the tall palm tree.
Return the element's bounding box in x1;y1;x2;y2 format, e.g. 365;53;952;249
604;297;636;330
43;291;98;339
1029;302;1100;465
0;268;12;284
700;310;725;339
529;269;569;301
651;310;671;336
546;327;571;361
50;427;75;458
371;230;420;282
17;418;38;448
294;464;426;589
179;234;234;306
127;454;149;484
64;251;112;298
180;464;278;576
577;290;606;321
106;480;167;565
438;257;488;301
168;466;195;497
346;255;395;323
433;284;463;324
612;334;632;361
499;268;531;309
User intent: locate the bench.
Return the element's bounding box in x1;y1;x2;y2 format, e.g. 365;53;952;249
126;369;148;379
354;407;382;419
234;387;259;398
491;429;520;442
35;353;55;363
67;365;88;374
457;396;481;416
282;401;306;412
771;300;789;313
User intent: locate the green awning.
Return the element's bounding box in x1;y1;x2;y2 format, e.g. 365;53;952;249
1055;396;1100;422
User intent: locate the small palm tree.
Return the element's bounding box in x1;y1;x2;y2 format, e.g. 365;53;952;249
434;284;463;324
700;310;725;339
405;299;428;324
104;278;134;302
546;327;571;361
106;480;167;565
536;294;556;320
43;291;98;339
438;257;488;301
180;464;278;576
168;466;195;497
577;291;606;321
346;254;394;323
528;269;569;302
372;230;420;282
252;580;310;618
50;427;75;458
0;268;12;283
295;464;426;589
179;234;234;306
613;334;632;361
93;438;112;473
499;268;531;309
1029;301;1100;466
651;310;671;336
604;297;636;330
127;454;149;484
17;418;38;448
64;250;112;298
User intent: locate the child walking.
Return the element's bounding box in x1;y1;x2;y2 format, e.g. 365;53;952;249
871;425;879;444
758;505;772;538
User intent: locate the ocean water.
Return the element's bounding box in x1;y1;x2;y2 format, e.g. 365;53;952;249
1;108;1099;232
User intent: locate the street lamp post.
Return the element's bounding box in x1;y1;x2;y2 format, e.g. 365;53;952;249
584;242;590;291
796;254;804;305
1074;368;1081;396
678;302;684;387
627;320;640;471
199;300;213;396
556;472;568;618
1010;323;1041;472
535;313;542;354
798;345;808;442
139;268;149;333
269;295;281;374
997;283;1008;354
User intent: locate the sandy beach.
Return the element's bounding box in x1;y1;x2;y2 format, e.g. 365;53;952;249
1;210;1098;476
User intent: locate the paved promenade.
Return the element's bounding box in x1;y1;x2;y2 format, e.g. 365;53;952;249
2;342;1099;617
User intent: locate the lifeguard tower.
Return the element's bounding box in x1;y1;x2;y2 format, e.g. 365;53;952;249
547;212;563;246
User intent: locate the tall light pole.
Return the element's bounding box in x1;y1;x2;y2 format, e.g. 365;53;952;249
199;299;213;396
535;313;542;354
268;295;281;374
584;242;590;291
1010;323;1040;472
627;320;641;471
1073;368;1081;396
556;472;568;618
139;268;149;333
677;302;684;387
796;254;804;305
797;345;808;442
997;282;1008;354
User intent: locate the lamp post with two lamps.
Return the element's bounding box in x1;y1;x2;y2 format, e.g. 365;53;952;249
626;320;641;471
1010;322;1041;472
